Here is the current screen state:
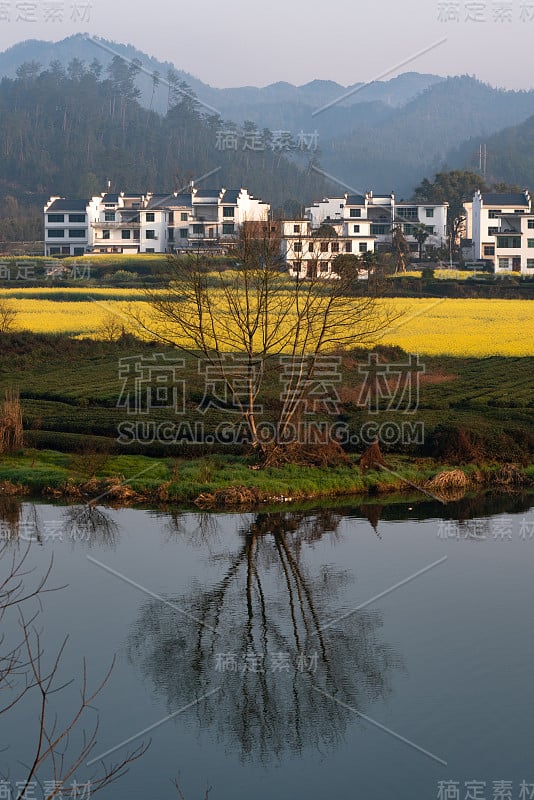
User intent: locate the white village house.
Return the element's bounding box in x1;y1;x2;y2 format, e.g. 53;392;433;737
306;192;448;253
280;217;374;279
44;187;270;256
463;189;534;275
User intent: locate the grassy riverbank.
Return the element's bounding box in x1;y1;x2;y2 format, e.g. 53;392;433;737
1;450;532;508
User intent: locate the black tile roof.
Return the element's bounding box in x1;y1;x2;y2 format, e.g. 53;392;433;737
195;189;221;198
47;199;88;212
481;192;529;206
102;193;119;203
221;189;241;203
346;194;366;205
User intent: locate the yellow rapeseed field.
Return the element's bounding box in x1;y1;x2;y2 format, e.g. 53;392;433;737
0;289;531;357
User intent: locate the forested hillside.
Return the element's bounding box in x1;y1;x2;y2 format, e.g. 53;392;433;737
322;76;534;195
0;57;331;240
451;113;534;189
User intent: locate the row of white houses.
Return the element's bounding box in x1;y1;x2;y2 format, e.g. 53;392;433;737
43;183;534;276
43;187;270;257
43;186;450;280
284;191;448;278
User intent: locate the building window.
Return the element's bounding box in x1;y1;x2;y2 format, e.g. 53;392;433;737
293;262;301;270
498;257;510;269
293;242;302;252
168;212;174;224
146;230;156;239
371;224;388;235
528;219;534;229
483;245;495;256
122;230;131;240
48;214;64;223
222;224;235;235
488;210;502;219
69;213;85;223
168;228;174;242
73;247;85;256
398;207;418;220
223;207;234;218
69;229;86;238
359;243;367;253
350;209;361;218
181;212;188;221
528;239;534;248
331;242;339;252
146;212;155;222
49;247;60;254
320;242;328;252
180;229;188;239
104;212;115;222
145;248;155;253
309;242;314;252
488;227;499;235
425;208;434;218
193;225;204;235
293;224;300;233
48;229;65;238
345;242;352;252
353;225;360;233
103;230;110;239
404;224;417;235
134;230;140;240
104;203;115;208
527;259;534;268
497;236;521;248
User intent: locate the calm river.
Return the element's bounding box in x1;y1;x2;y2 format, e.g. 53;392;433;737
2;494;533;799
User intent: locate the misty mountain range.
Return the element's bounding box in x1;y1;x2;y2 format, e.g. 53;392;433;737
1;33;534;198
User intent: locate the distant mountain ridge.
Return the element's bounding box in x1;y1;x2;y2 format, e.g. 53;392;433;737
0;34;443;121
320;76;534;195
2;35;534;198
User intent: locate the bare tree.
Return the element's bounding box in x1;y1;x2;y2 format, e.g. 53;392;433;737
0;301;17;333
0;387;23;454
391;224;410;273
133;222;396;464
0;538;147;799
96;312;124;343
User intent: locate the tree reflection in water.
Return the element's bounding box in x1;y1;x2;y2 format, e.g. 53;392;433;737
128;510;400;762
62;504;119;548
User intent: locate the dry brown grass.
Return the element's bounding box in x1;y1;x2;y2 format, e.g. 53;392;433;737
0;387;23;454
427;469;470;491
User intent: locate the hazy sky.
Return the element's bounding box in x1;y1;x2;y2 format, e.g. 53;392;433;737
0;0;532;90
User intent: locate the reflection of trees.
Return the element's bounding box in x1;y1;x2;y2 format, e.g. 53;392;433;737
0;502;119;548
0;496;23;541
128;510;399;762
62;504;118;548
0;501;43;544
